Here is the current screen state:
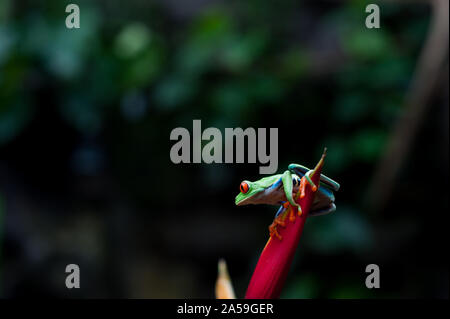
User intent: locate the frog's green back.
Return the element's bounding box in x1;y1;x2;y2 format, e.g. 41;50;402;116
254;174;283;188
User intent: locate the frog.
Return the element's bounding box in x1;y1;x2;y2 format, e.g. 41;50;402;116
235;164;340;239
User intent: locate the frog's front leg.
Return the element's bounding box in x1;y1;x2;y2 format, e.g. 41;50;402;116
299;170;317;199
281;170;303;215
295;170;318;216
281;169;319;217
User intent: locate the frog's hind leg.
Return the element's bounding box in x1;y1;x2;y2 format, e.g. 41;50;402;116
274;202;287;217
269;202;290;240
309;203;336;217
269;216;285;240
288;163;340;191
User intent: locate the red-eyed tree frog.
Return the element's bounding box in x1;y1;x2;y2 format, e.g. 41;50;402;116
235;163;340;219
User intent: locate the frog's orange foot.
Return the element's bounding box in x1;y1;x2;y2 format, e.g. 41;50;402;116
289;207;296;221
269;227;282;241
295;205;303;217
299;177;307;198
269;216;286;240
299;173;318;199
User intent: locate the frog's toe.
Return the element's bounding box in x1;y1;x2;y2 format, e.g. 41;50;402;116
269;215;286;240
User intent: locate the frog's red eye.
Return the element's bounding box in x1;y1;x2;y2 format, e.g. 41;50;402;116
240;182;249;194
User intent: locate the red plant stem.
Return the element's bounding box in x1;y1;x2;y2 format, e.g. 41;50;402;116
245;154;324;299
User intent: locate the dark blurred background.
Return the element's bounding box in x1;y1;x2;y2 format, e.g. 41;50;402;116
0;0;448;298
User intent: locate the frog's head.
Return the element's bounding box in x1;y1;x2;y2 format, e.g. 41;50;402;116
235;180;267;206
